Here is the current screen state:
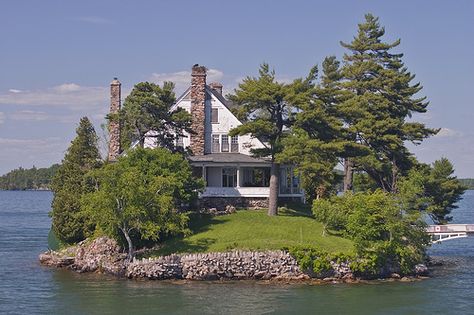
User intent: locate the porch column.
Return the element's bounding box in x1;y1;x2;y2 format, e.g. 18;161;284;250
236;166;241;187
290;167;294;194
202;165;207;186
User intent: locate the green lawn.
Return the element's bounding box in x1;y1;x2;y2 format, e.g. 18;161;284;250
150;205;353;257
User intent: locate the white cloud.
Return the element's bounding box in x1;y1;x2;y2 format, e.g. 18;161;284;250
8;89;22;93
54;83;81;92
0;136;63;149
435;127;462;138
0;84;108;111
9;110;49;121
0;112;4;124
150;68;225;95
73;16;113;25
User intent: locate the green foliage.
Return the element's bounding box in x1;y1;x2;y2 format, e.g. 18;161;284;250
338;14;438;192
352;172;378;193
81;147;204;258
0;164;60;190
288;247;333;275
313;190;429;275
50;117;102;244
118;81;192;151
398;158;466;223
313;197;350;232
229;63;315;215
288;246;359;276
280;56;367;201
458;178;474;190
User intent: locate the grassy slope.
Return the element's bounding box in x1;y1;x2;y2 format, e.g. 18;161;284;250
152;205;353;257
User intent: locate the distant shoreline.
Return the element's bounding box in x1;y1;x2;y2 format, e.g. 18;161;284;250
0;189;51;192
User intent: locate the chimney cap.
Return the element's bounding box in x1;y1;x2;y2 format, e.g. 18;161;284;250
191;64;207;76
111;77;121;85
209;82;223;88
209;82;223;95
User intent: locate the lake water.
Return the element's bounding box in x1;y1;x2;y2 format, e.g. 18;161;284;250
1;190;473;315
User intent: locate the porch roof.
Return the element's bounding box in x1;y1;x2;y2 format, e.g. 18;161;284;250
188;153;270;165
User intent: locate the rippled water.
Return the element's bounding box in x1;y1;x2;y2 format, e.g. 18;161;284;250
0;190;473;315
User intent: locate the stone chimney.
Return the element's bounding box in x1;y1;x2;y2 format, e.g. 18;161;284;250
108;78;121;162
209;82;223;95
190;64;207;155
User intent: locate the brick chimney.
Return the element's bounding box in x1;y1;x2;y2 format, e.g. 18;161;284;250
209;82;223;95
190;64;207;155
108;78;121;162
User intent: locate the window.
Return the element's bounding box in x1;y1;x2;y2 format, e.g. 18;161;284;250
221;135;229;152
211;108;219;123
212;134;220;153
176;136;184;148
242;167;270;187
222;168;237;187
231;136;239;152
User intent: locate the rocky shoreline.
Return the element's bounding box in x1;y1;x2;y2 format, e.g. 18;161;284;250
39;237;429;283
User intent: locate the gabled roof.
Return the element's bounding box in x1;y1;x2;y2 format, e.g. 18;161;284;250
172;86;236;112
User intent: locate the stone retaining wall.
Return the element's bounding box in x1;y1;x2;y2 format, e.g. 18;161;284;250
200;197;268;210
127;251;306;280
39;237;428;282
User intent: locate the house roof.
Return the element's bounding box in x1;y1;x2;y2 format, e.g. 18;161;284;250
188;153;270;165
174;85;237;111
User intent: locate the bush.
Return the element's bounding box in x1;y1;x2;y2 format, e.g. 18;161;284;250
312;190;429;275
288;246;355;276
81;147;204;259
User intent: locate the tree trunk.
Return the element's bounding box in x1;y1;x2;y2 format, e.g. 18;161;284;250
391;158;399;193
120;227;134;261
343;158;354;193
268;162;280;216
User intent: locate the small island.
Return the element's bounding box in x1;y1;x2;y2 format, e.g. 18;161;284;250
40;14;465;283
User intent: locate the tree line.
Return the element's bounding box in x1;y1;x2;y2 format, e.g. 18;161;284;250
0;164;60;190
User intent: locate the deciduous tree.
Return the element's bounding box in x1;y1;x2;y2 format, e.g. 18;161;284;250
81;147;203;259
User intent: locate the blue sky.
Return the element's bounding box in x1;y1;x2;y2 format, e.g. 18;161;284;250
1;0;473;176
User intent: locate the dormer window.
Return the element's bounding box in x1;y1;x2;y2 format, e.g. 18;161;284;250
211;108;219;123
221;135;229;152
212;134;220;153
231;136;239;152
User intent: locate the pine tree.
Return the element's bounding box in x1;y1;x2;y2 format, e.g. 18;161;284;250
50;117;102;243
229;63;313;215
119;81;192;151
281;56;366;200
338;14;438;192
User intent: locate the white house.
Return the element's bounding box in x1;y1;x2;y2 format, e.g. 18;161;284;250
108;65;303;209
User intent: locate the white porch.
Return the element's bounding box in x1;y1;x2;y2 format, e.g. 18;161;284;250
195;165;303;198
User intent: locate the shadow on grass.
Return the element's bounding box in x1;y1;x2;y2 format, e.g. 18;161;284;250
146;213;229;257
278;201;313;218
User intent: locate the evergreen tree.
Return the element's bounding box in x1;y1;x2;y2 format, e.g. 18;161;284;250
280;56;366;201
339;14;438;192
398;158;466;224
229;63;313;215
119;81;192;151
50;117;102;244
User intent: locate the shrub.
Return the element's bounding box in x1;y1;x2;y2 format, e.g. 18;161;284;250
312;190;430;275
